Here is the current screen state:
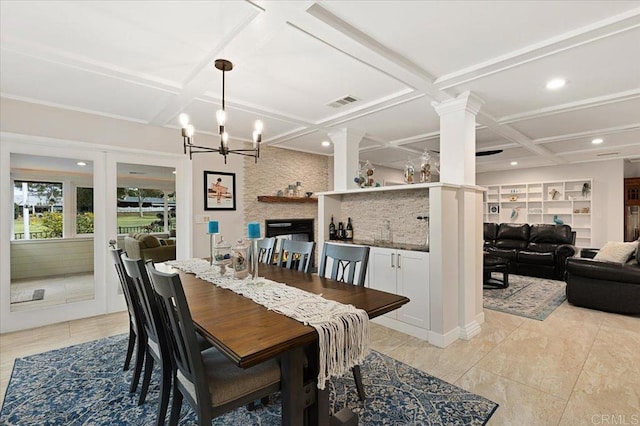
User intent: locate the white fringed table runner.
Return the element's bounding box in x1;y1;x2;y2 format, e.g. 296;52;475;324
166;258;369;389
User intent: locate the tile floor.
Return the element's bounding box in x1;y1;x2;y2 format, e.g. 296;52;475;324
9;273;94;312
1;303;638;425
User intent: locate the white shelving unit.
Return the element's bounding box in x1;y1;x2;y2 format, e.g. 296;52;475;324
483;179;592;247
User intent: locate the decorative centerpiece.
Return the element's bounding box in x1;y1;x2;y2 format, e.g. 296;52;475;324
232;239;250;279
354;160;380;188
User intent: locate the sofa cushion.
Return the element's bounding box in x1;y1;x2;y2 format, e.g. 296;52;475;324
594;241;639;264
487;247;518;262
518;250;554;266
138;234;161;249
495;239;529;250
566;257;640;283
484;223;499;242
497;223;530;241
527;242;562;253
529;224;573;245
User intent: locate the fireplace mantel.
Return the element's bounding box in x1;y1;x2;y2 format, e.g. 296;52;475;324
257;196;317;203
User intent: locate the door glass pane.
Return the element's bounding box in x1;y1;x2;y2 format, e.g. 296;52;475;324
10;154;95;311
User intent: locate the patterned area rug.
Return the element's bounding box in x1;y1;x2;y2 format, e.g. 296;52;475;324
483;273;566;320
0;334;498;425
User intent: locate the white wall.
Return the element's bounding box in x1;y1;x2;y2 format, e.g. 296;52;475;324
477;159;624;247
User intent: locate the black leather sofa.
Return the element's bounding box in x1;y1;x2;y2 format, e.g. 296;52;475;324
565;250;640;315
484;223;576;280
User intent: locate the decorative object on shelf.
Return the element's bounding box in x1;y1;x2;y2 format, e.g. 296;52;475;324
419;151;431;183
404;157;415;184
553;215;564;225
204;171;236;211
287;184;294;197
490;205;499;214
179;59;263;164
296;181;302;197
509;195;518;202
354;160;380;188
305;191;313;197
582;182;591;198
510;206;521;221
581;207;590;213
549;188;560;200
574;209;580;214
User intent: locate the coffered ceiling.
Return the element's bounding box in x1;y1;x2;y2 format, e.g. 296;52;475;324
1;1;639;173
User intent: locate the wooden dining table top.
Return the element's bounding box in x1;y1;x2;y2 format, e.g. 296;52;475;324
158;263;409;369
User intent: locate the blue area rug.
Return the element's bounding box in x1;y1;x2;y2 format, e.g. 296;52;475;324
484;274;566;320
1;334;498;425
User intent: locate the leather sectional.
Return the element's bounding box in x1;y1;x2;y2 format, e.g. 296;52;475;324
484;223;576;280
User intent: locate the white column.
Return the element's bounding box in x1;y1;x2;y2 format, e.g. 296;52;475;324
328;128;365;191
431;91;483;186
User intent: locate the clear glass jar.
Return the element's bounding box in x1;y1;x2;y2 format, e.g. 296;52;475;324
419;151;431;183
213;236;231;265
232;239;250;279
404;157;415;184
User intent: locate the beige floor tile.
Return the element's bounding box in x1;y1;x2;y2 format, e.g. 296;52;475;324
581;326;640;382
519;310;600;344
599;312;640;332
549;301;607;326
476;327;590;399
457;366;566;426
369;322;410;353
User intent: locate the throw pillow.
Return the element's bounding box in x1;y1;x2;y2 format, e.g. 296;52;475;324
594;241;639;264
139;234;161;248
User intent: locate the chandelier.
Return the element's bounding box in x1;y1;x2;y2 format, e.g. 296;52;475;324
179;59;263;164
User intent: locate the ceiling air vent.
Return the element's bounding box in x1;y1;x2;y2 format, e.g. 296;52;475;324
327;95;359;108
596;152;619;157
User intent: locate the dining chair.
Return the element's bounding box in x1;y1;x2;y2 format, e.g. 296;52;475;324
121;254;173;426
276;240;315;273
109;248;146;393
317;242;370;401
146;263;281;426
256;237;276;264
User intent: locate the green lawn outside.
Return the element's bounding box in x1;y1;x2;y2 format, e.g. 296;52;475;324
13;212;173;236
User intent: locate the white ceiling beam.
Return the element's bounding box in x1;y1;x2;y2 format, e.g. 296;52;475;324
533;123;640;144
434;7;640;89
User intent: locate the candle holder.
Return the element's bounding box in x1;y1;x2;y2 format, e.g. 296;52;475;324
250;238;259;280
208;232;219;266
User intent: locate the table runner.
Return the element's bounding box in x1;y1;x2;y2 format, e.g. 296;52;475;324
166;259;369;389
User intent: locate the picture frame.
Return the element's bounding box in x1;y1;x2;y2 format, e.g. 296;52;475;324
204;171;236;211
489;205;499;214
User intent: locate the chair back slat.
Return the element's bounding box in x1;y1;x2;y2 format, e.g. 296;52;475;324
110;248;140;325
318;243;370;286
256;237;276;264
276;240;314;273
146;263;211;411
121;255;164;350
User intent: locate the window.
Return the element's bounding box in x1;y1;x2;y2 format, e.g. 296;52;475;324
13;181;63;239
76;187;94;235
117;188;175;234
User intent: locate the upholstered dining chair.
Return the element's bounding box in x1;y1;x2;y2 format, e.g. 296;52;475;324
121;254;173;425
146;263;281;426
109;248;146;393
318;242;371;401
256;237;276;264
276;240;315;273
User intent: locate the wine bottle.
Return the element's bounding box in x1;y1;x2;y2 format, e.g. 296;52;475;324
345;217;354;240
338;221;344;240
329;215;337;240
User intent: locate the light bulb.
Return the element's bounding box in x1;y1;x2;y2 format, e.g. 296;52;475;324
186;124;194;138
222;131;229;146
254;120;264;133
179;113;190;127
216;109;226;126
253;130;260;147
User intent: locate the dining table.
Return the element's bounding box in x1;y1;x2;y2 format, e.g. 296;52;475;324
157;262;409;425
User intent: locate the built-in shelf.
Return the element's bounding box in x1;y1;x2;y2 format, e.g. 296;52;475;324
483;178;592;247
257;195;317;203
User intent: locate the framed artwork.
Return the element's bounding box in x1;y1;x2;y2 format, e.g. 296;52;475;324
489;205;499;214
204;171;236;211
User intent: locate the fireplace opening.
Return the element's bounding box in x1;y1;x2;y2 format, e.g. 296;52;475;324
265;219;315;269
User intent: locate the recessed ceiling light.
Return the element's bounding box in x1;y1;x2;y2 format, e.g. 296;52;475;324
546;78;566;90
321;141;331;147
510;161;518;166
77;161;87;166
591;138;603;144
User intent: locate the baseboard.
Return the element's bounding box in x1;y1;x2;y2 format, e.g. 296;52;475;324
428;327;460;348
371;316;429;341
475;311;485;324
459;320;482;340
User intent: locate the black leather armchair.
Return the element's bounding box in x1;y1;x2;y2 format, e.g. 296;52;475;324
485;223;576;280
565;251;640;315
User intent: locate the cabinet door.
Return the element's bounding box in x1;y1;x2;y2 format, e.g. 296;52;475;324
368;247;398;319
396;250;429;329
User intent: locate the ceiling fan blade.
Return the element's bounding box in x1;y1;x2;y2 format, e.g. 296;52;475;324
428;149;504;157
